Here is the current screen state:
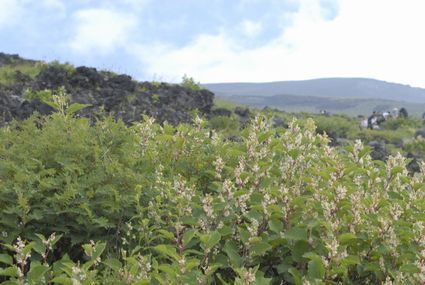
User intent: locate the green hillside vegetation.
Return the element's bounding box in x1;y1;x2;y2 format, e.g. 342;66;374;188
0;63;45;85
0;59;75;86
217;94;425;117
1;92;425;284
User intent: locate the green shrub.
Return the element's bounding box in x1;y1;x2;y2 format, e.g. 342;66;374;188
0;63;45;85
181;74;202;91
404;136;425;158
208;115;240;134
1;111;425;284
312;115;359;139
380;118;421;131
358;128;412;146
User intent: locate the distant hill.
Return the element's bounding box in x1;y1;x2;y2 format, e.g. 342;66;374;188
204;78;425;116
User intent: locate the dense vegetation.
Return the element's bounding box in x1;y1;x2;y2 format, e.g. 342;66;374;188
1;54;425;284
1;92;425;284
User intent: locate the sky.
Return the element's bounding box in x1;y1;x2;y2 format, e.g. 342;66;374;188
1;0;425;87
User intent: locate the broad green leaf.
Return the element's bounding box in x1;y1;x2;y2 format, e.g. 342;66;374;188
218;225;233;237
184;258;200;271
223;241;243;267
67;103;90;115
154;244;179;261
400;263;420;273
33;240;46;256
250;241;272;257
158;229;175;241
288;267;302;285
306;255;325;280
182;229;197;246
27;264;50;284
206;231;221;248
92;242;106;260
0;266;19;277
50;276;73;285
292;241;310;262
133;281;150;285
158;264;177;275
341;255;360;266
338;233;357;245
103;258;122;271
268;219;283;234
0;254;13;265
254;274;272;285
285;227;307;241
0;281;20;285
23;241;35;256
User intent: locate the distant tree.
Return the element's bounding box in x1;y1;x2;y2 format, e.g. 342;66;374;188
399;107;408;118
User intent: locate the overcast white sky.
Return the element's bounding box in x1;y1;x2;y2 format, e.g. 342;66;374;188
1;0;425;87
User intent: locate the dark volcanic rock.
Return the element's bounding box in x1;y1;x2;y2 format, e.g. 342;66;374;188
0;52;36;66
406;152;421;174
0;53;214;126
415;129;425;138
368;140;388;161
211;108;232;117
234;107;252;127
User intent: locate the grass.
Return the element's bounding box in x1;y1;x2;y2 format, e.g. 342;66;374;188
0;62;45;85
213;98;248;111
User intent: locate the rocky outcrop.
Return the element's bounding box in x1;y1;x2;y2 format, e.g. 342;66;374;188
0;52;36;66
0;54;214;126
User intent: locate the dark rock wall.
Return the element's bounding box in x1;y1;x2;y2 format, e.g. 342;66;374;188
0;55;214;126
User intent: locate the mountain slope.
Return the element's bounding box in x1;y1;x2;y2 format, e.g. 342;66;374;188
204;78;425;116
204;78;425;103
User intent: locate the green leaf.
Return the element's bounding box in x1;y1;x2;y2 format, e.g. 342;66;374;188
103;258;122;271
205;231;221;248
158;229;175;241
254;275;272;285
0;254;13;265
23;241;35;256
338;233;357;245
44;101;59;110
250;241;272;257
158;264;177;276
363;262;380;273
285;227;307;241
305;254;325;280
268;219;283;234
292;241;310;262
288;267;302;285
223;241;243;267
341;255;360;266
27;264;50;284
50;276;73;285
35;233;46;242
218;226;233;237
184;258;200;271
400;263;420;273
132;281;150;285
0;266;19;277
0;281;20;285
92;242;106;260
67;103;90;115
33;241;46;256
154;244;179;261
182;229;197;246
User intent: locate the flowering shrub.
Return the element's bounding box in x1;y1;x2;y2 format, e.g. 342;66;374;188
0;101;425;284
